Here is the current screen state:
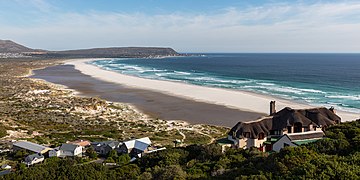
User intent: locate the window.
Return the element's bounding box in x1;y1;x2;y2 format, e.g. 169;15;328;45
258;133;265;140
287;126;292;133
294;122;303;133
270;130;281;135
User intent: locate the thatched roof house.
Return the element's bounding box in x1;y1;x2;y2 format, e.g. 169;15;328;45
229;107;340;140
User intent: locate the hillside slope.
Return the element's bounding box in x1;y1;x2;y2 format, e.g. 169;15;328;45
0;40;35;53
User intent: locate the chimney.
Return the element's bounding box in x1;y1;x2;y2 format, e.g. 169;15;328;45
270;101;276;115
329;106;336;114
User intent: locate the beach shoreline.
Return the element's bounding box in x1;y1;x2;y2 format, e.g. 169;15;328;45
63;58;359;122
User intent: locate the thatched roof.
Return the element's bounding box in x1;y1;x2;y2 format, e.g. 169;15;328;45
229;107;340;139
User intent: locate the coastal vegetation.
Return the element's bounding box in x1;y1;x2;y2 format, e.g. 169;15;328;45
0;59;227;175
2;119;360;179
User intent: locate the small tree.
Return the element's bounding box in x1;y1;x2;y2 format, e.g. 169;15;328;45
116;154;130;166
108;150;118;159
0;126;7;138
14;149;28;161
86;146;97;159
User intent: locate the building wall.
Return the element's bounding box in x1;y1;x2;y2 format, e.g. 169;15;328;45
254;137;267;148
246;138;255;148
74;147;82;156
238;138;246;148
60;150;74;157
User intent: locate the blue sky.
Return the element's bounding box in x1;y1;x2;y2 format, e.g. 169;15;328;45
0;0;359;52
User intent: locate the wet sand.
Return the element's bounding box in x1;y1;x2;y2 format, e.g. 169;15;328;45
31;64;265;127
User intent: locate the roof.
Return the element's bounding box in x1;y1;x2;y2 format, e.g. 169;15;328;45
216;138;235;145
67;140;91;147
124;140;136;149
13;141;49;153
134;141;150;152
229;107;340;139
25;153;44;162
124;137;151;151
293;139;320;145
60;143;80;152
137;137;151;145
91;141;120;148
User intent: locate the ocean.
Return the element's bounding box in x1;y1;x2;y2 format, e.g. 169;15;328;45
89;53;360;114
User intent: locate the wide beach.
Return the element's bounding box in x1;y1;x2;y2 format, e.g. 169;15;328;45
32;58;359;127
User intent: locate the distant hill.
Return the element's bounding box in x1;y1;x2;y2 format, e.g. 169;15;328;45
0;40;37;53
45;47;179;58
0;39;180;58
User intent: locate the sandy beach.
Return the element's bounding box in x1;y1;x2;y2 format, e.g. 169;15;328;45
31;58;359;127
60;58;359;122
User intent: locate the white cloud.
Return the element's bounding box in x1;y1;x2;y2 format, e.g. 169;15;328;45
2;1;360;52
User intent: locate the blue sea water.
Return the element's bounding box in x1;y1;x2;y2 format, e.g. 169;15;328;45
89;53;360;114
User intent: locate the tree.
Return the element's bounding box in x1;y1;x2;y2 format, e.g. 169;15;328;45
157;165;187;180
0;126;7;138
14;149;28;161
86;146;98;159
116;154;130;166
107;149;118;159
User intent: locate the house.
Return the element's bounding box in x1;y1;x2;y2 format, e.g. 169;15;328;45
91;141;121;155
12;141;52;154
58;143;82;157
228;101;341;152
118;137;151;158
24;153;44;166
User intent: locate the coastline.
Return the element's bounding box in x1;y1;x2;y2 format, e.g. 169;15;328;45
64;58;359;122
30;63;264;127
0;58;228;146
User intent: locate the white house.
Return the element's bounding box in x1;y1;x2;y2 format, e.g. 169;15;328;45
117;137;152;158
24;153;44;166
57;144;82;157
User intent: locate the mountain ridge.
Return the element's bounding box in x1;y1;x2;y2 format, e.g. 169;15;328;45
0;40;39;53
0;39;179;58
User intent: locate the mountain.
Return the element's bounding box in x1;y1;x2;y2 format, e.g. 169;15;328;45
0;40;37;53
46;47;179;58
0;39;180;58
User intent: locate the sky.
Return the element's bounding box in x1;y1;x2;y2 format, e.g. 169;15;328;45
0;0;359;53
